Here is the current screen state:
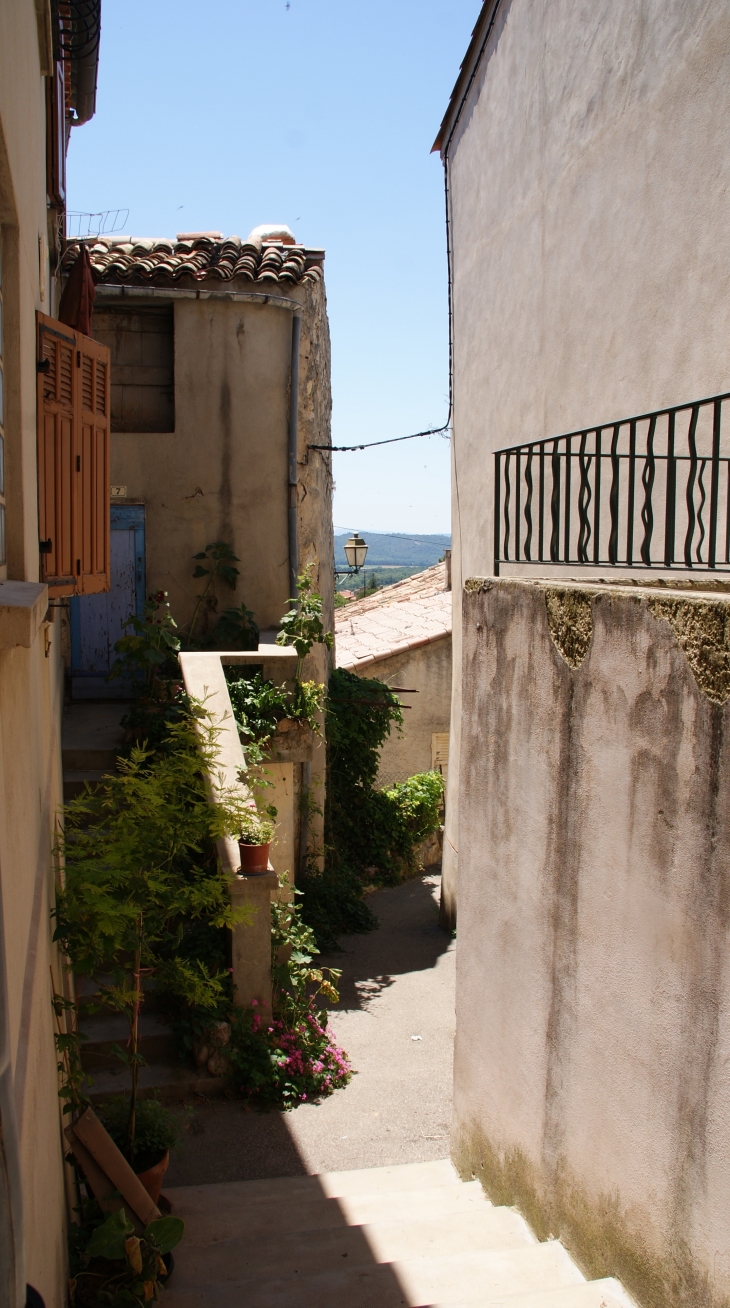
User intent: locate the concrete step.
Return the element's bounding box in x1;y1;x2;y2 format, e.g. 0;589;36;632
80;1010;176;1070
86;1056;226;1104
166;1206;534;1281
161;1160;637;1308
162;1239;587;1308
441;1281;637;1308
63;768;109;802
167;1181;492;1242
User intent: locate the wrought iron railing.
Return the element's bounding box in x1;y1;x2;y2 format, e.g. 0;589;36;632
493;391;730;576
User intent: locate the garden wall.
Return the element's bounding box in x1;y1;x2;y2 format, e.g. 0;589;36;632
454;577;730;1308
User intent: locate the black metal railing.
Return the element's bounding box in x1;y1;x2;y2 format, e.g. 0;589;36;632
493;391;730;576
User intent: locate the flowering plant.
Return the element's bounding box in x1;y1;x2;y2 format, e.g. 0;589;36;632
227;878;352;1108
239;804;276;846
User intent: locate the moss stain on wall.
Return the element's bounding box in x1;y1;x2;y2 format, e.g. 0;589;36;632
452;1124;729;1308
545;589;593;668
648;598;730;704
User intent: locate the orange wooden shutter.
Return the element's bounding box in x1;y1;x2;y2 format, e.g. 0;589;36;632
37;312;110;596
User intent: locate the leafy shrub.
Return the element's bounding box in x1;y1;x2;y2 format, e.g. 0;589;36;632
71;1205;183;1308
226;671;325;746
99;1096;181;1173
297;667;444;948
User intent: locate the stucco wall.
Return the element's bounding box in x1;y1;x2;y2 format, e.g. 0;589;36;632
454;576;730;1308
440;0;730;926
0;3;72;1302
351;638;452;788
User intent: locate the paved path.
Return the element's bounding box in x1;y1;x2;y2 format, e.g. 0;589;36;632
165;874;455;1185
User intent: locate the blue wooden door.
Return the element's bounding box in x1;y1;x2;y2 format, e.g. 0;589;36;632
70;505;145;697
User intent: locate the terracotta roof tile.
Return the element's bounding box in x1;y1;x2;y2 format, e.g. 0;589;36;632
61;234;324;289
335;563;452;671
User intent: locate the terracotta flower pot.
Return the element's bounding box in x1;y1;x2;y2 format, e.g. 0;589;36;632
136;1150;169;1205
238;841;271;875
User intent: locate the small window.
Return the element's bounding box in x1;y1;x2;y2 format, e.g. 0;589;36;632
92;304;174;433
0;230;5;572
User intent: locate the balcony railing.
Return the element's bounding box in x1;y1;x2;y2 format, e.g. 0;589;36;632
493;391;730;576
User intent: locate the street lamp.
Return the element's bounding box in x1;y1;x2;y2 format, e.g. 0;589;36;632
336;532;368;577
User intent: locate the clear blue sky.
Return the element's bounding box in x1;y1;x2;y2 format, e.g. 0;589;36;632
67;0;481;536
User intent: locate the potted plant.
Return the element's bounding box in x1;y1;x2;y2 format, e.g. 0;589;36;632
99;1095;181;1204
238;805;277;874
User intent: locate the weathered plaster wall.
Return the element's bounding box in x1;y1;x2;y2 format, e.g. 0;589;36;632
455;577;730;1308
350;638;452;788
441;0;730;925
107;279;333;635
0;3;74;1303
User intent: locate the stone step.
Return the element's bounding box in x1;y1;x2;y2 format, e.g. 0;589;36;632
167;1206;534;1281
80;1010;176;1070
162;1238;586;1308
441;1280;637;1308
63;768;108;802
62;747;120;771
167;1180;492;1242
86;1057;226;1105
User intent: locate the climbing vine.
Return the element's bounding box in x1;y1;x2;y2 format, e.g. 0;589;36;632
298;667;444;949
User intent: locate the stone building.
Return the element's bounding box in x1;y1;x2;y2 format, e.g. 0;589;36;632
61;226;334;684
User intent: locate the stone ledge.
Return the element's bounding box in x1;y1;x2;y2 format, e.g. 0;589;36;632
0;581;48;649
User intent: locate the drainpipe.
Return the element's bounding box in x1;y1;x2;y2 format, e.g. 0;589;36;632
287;315;301;601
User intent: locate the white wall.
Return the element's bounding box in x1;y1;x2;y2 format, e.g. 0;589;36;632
455;577;730;1308
440;0;730;925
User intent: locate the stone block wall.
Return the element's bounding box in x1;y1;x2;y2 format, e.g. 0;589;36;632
454;577;730;1308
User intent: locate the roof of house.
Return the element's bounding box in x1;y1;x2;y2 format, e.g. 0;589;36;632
61;234;324;289
335;562;452;672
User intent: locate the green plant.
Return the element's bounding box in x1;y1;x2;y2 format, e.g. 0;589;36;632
239;805;276;846
98;1096;181;1173
53;706;253;1164
188;541;241;642
109;591;181;689
226;671;325;746
276;564;333;678
209;602;258;651
72;1206;183;1308
297;668;444;948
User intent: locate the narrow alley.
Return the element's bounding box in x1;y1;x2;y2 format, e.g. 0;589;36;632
165;874;455;1184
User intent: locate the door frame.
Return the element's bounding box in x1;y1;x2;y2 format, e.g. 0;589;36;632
69;503;146;675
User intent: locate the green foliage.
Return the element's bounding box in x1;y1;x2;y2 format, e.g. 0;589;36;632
211;602;258;651
276;564;334;677
53;706;252;1157
239;805;276;846
227;882;351;1109
99;1096;182;1173
226;671;325;746
109;591;181;689
298;668;444;949
188;541;241;642
72;1205;183;1307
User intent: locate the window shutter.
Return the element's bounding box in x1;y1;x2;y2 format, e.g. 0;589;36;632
37;312;110;596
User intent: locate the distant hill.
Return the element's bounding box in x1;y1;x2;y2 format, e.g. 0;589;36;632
334;531;450;568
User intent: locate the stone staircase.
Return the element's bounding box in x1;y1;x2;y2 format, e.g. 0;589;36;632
162;1158;636;1308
